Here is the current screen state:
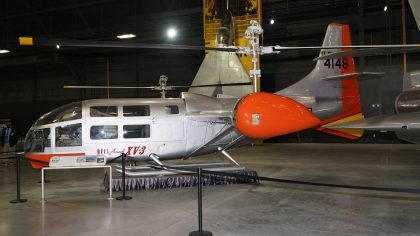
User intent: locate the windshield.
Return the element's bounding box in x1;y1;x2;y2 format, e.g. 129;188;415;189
35;102;82;126
24;128;51;153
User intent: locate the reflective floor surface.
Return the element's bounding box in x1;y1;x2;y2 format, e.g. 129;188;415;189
1;143;420;236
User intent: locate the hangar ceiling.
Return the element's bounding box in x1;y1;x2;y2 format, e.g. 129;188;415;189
0;0;419;140
0;0;417;66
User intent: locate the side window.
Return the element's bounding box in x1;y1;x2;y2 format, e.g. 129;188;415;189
56;123;82;147
90;106;118;117
123;105;150;117
165;105;179;115
123;125;150;139
90;125;118;140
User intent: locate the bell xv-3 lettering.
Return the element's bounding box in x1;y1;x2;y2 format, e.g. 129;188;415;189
97;146;147;156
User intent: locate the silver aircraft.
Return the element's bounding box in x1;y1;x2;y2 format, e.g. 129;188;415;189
21;20;420;168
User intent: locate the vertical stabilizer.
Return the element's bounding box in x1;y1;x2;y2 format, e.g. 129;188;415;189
188;51;253;97
189;9;252;98
409;0;420;31
276;24;363;140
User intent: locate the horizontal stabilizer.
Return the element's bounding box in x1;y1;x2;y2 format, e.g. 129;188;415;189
315;47;420;60
325;112;420;131
321;72;385;81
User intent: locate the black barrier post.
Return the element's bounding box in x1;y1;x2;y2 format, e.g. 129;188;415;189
189;168;212;236
10;154;27;204
116;153;132;201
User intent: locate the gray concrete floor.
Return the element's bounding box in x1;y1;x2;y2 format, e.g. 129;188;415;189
1;143;420;236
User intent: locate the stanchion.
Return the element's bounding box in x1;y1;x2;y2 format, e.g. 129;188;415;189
189;168;212;236
10;154;27;204
116;153;132;201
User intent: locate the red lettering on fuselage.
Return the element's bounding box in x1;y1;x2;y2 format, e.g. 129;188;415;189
97;148;107;155
126;146;134;155
96;146;146;156
127;146;146;155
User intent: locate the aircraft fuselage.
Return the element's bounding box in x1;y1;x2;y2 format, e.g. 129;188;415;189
24;93;242;168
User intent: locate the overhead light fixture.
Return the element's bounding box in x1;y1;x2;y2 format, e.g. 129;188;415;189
56;44;60;49
270;19;275;25
0;49;10;54
384;5;388;12
117;33;136;39
167;28;177;39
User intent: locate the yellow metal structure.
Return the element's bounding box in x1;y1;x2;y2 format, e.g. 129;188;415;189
203;0;262;91
19;37;33;45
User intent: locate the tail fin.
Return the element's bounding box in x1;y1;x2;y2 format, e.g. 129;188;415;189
276;23;363;140
188;51;253;98
409;0;420;31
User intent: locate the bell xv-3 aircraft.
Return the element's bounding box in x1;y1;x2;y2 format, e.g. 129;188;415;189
21;21;420;169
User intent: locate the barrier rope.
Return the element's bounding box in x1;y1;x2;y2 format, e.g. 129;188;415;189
163;166;420;194
0;151;19;160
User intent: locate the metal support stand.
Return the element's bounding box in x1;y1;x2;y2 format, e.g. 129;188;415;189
116;153;132;201
189;168;212;236
38;172;51;183
10;154;27;204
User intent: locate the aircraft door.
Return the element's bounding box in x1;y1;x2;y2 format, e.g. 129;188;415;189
151;105;185;157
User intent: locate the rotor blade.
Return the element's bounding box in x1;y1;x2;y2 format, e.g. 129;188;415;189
272;44;420;52
64;82;252;90
314;47;420;60
172;82;253;88
19;37;237;52
64;85;156;89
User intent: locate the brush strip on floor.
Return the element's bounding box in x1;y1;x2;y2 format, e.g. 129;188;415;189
104;169;258;191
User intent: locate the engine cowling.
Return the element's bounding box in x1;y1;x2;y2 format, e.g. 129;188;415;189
235;92;321;139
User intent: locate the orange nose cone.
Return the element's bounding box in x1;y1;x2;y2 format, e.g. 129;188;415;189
235;92;321;139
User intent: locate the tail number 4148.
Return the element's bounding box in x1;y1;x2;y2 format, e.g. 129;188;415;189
323;58;349;69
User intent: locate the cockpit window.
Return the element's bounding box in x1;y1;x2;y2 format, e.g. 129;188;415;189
56;123;82;147
35;102;82;126
24;128;51;153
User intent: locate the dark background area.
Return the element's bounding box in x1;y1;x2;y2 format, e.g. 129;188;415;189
0;0;419;142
